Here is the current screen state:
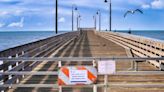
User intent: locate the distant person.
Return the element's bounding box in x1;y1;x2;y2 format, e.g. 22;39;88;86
106;29;107;31
128;28;131;34
80;30;82;36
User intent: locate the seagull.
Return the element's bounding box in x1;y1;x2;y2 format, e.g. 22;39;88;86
124;9;143;18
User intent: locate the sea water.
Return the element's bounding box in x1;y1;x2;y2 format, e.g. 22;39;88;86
0;31;65;51
0;31;164;52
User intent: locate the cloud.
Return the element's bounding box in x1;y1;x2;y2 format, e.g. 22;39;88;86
8;17;24;28
0;10;24;17
58;8;72;16
0;0;21;5
59;17;65;23
0;11;9;16
141;0;164;9
142;4;150;9
0;23;5;28
151;0;164;9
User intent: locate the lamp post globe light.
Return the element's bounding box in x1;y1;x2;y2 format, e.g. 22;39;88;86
72;4;78;31
96;10;101;31
104;0;112;31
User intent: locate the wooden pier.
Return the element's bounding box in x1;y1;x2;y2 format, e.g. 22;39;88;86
0;29;164;92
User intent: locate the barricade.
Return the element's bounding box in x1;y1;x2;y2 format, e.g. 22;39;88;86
58;66;97;85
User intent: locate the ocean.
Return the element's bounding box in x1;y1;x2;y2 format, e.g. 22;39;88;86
0;31;164;51
118;31;164;40
0;31;65;52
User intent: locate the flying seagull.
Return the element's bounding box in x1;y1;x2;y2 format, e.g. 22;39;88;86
124;9;143;18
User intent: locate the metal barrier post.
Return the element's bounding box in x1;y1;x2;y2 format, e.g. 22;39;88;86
104;75;108;92
93;85;97;92
59;86;62;92
131;61;135;70
135;61;138;71
58;61;62;92
93;59;97;92
159;61;164;70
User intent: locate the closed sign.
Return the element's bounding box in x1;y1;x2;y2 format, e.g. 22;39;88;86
98;60;116;75
58;66;97;85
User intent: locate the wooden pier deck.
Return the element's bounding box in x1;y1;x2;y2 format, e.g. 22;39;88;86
2;30;164;92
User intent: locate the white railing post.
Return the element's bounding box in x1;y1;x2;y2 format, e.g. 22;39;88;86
0;69;4;92
8;56;12;89
92;59;96;67
58;61;62;68
15;54;20;83
16;54;19;66
22;51;25;78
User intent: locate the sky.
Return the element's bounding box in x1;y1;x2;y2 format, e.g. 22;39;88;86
0;0;164;31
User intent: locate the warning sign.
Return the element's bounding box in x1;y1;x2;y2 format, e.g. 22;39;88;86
58;66;97;85
69;70;87;83
98;60;116;75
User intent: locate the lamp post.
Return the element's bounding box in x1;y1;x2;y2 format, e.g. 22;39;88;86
72;4;78;31
78;15;81;29
104;0;112;31
76;14;79;31
55;0;58;34
93;15;97;29
96;10;101;31
77;12;81;31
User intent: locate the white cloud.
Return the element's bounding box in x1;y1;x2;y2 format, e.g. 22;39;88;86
141;0;164;9
0;23;5;28
151;0;164;9
142;4;150;9
58;8;72;16
128;0;145;5
59;17;65;23
8;17;24;28
0;10;24;17
0;11;9;16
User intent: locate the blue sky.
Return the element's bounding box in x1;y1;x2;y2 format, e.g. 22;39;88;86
0;0;164;31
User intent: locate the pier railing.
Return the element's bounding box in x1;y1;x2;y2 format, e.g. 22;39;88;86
0;31;80;91
96;31;164;70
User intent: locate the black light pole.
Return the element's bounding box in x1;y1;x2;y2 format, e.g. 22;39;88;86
72;4;77;31
55;0;58;34
97;10;101;31
104;0;112;31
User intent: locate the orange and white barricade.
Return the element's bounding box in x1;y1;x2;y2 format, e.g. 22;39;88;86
58;66;97;85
